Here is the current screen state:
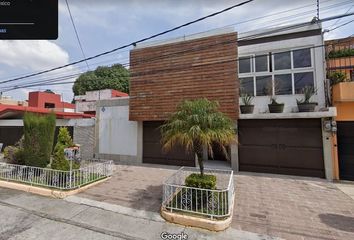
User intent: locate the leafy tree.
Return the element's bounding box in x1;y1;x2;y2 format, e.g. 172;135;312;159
161;99;236;176
23;113;56;167
72;64;130;95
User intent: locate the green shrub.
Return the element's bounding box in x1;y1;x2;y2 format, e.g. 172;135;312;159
328;71;347;86
328;48;354;59
185;173;216;190
51;127;79;171
3;136;25;165
51;145;70;171
23;113;56;167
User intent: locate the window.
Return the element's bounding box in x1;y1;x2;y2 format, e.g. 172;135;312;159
255;55;268;72
274;51;291;70
294;72;314;93
240;77;254;96
45;103;55;108
256;75;272;96
239;56;252;73
274;74;292;95
238;47;314;97
293;48;311;68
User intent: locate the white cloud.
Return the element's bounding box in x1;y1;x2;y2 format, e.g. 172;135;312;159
0;40;70;71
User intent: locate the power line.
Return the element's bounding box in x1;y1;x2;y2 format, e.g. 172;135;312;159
65;0;90;70
2;12;353;92
329;18;354;31
0;0;347;81
0;0;254;84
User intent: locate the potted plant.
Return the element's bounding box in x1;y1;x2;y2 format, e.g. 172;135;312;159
240;94;254;114
268;96;284;113
297;86;317;112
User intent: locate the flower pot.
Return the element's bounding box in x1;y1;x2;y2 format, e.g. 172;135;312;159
268;104;284;113
240;105;254;114
297;103;317;112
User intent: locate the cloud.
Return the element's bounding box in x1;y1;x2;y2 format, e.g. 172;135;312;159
0;40;70;71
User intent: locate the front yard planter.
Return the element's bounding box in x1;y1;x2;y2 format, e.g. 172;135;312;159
0;159;113;191
268;103;284;113
297;103;317;112
161;167;234;231
240;105;254;114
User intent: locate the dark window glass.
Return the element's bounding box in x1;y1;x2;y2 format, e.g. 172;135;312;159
274;51;291;70
294;72;314;93
274;74;292;95
255;55;268;72
293;48;311;68
256;75;272;96
240;77;254;96
239;56;251;73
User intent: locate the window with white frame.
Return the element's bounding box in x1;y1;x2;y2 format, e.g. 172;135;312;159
239;47;315;96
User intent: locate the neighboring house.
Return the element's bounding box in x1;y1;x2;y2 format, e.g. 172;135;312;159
28;90;75;112
0;91;95;160
96;22;338;180
75;89;128;115
325;36;354;81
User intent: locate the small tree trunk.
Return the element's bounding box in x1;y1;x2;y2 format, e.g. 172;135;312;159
194;141;204;177
197;152;204;177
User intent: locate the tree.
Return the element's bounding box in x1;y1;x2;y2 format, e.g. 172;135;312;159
23;113;56;167
51;127;78;171
72;64;130;95
161;98;236;176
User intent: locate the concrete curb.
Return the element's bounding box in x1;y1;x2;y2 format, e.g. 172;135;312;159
0;177;110;199
65;195;164;222
160;207;233;232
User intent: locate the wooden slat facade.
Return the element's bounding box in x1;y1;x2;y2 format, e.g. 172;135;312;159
129;32;239;121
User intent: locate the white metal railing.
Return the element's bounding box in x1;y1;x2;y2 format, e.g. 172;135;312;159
162;167;234;219
0;159;113;190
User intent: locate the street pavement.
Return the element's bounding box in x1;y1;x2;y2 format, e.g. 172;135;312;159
0;187;279;240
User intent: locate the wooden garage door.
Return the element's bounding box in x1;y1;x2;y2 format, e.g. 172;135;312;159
338;122;354;180
143;121;195;166
238;119;324;178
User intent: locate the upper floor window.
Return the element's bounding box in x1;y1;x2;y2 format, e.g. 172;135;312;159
239;47;314;96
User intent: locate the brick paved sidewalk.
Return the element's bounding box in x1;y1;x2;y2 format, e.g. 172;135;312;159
77;164;354;240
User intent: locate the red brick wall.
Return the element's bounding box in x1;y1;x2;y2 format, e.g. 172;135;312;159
129;32;238;121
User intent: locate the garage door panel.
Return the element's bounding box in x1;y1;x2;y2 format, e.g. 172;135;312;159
277;148;324;170
143;121;194;166
238;119;324;178
278;128;322;148
239;128;277;145
239;146;277;167
338;122;354;180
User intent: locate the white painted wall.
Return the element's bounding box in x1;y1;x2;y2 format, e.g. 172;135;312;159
98;105;138;156
239;25;326;113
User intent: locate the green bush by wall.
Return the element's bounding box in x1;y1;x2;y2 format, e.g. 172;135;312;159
23;113;56;168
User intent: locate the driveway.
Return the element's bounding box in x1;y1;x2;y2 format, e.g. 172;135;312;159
76;164;354;240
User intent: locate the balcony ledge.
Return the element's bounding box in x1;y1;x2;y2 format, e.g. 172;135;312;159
239;107;336;119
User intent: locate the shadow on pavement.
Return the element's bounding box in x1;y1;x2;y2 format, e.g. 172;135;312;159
319;213;354;232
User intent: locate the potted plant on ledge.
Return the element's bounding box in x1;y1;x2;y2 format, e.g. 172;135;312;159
297;86;317;112
268;96;284;113
240;94;254;114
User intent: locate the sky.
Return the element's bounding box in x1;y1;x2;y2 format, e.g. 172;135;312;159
0;0;353;102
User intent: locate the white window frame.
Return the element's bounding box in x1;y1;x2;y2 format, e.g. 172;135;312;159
239;46;315;97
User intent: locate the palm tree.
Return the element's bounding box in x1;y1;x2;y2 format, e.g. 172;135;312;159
161;98;236;176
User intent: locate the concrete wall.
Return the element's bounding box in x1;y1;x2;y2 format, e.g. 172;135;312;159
73;125;95;161
95;98;142;164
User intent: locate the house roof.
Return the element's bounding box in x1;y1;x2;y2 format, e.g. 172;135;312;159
0;104;93;119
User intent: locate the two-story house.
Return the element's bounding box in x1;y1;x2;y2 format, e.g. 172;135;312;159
94;22;337;180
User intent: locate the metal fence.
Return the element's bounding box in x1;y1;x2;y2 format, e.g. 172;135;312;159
162;167;234;219
0;159;113;190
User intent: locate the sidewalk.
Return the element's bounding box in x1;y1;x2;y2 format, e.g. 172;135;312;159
0;187;279;240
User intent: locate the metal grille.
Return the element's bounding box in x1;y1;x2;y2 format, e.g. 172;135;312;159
0;159;113;190
162;167;234;219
